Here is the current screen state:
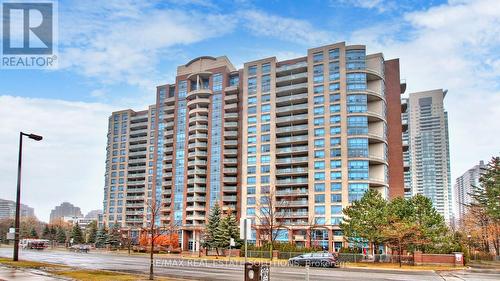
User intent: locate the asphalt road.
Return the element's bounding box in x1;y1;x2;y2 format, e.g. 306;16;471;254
0;247;498;281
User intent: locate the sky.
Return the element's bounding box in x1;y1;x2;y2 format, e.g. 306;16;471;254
1;0;499;222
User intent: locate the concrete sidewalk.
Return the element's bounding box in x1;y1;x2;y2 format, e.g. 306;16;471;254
0;266;64;281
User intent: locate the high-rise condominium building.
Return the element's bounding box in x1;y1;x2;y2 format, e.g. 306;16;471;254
454;160;485;221
0;198;35;219
403;89;452;221
102;42;406;252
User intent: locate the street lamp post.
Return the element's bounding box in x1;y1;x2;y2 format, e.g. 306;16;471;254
13;132;43;261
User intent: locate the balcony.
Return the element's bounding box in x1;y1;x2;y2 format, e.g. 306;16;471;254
189;116;209;124
188;142;208;149
188;160;207;166
224;140;238;147
276;103;308;114
188;151;207;158
276;113;308;124
224;85;239;93
275;92;308;104
225;122;238;128
368;177;387;187
369;154;387;165
224;131;238;138
223;177;237;183
224;113;238;120
275;72;308;85
276;61;308;73
189;125;208;132
276;189;308;196
276;145;308;154
187;169;206;175
223;167;237;174
402;140;409;152
223;186;237;192
187;88;212;100
276;167;308;175
276;82;308;94
287;200;309;207
276;124;308;134
367;132;385;144
276;135;308;144
224;149;238;155
223;195;237;202
223;158;238;164
403;161;410;171
276;178;308;186
277;211;308;218
128;150;146;157
188;133;208;141
187;178;206;185
276;156;308;165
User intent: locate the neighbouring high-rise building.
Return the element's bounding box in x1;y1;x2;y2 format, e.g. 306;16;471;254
0;198;35;219
101;42;407;252
454;160;486;221
403;89;452;221
49;202;82;223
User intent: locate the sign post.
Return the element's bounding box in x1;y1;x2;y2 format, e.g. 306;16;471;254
240;218;251;264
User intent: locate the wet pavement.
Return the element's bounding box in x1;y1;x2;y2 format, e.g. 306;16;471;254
0;266;64;281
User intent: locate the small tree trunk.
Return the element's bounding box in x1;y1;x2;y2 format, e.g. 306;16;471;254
398;240;402;268
149;232;154;280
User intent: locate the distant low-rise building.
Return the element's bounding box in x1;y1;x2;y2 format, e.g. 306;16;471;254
49;202;82;223
0;198;35;219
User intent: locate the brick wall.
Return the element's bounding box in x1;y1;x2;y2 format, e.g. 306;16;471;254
414;251;464;266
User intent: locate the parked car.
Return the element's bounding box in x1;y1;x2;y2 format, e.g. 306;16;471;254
288;252;338;267
69;244;90;253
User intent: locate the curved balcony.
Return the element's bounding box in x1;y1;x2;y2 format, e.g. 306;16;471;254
188;133;208;141
187;71;212;81
366;89;385;102
188;124;208;133
187;98;210;109
365;68;384;81
365;110;385;122
189;116;209;125
187;88;212;100
366;132;386;144
369;154;387;165
368;177;388;187
188;107;209;116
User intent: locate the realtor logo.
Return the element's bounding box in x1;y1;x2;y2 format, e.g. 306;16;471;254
1;0;58;68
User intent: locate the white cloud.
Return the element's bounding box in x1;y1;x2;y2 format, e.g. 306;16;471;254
239;10;335;46
0;96;116;222
333;0;394;12
58;1;237;89
349;0;500;180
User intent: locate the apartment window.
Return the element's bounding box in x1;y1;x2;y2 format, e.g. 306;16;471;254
331;182;342;191
248;156;256;164
314;85;324;94
348;138;368;157
261;175;270;184
314;161;325;170
331;194;342;203
330;126;341;135
261;155;270;163
329;83;340;92
330;137;341;146
261;94;271;102
248;77;257;94
314;150;325;159
347;94;367;113
261;144;270;152
261;134;270;142
261;114;271;123
261;124;270;132
330;93;340;103
349;183;369;202
248;146;256;154
314;117;324;126
314;139;325;148
262;63;271;74
313;52;324;63
261;165;270;173
348;160;369;180
347;116;368;135
248;96;257;105
346;49;366;70
248;65;257;76
315;194;325;203
314;128;325;137
247;177;256;184
347;73;367;91
261;74;271;92
248;166;256;174
314;106;324;116
331;160;341;169
330;115;341;124
248;106;257;115
261;104;271;113
331;171;342;180
248;126;257;135
314;172;325;181
315;205;325;215
314;183;325;192
329;48;340;60
330;104;340;113
230;74;239;86
331;217;342;225
331;205;342;215
248;116;257;124
315;217;326;225
247;207;255;216
329;61;340;81
247;197;256;205
313;64;324;84
314;96;324;104
248;136;257;144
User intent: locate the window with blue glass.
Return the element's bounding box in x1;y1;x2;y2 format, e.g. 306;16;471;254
329;61;340;81
261;175;270;184
262;63;271;74
248;126;257;135
314;128;325;137
248;96;257;105
313;64;324;84
329;83;340;92
314;161;325;170
261;134;270;142
314;150;325;159
330;137;341;146
347;94;367;113
348;183;369;202
260;155;270;163
248;77;257;94
248;65;257;76
261;74;271;92
315;205;325;215
248;106;257;114
330;126;341;135
247;177;256;184
330;115;341;124
331;205;342;215
261;104;271;113
315;194;325;203
348;138;368;157
313;52;324;63
314;172;325;181
314;117;324;126
248;116;257;124
331;182;342;191
314;85;324;94
348;160;369;180
314;96;324;104
261;144;270;152
261;114;270;122
247;207;255;216
261;165;270;173
230;74;239;86
248;156;256;164
262;94;270;102
261;124;270;132
315;217;326;225
331;216;342;225
330;93;340;103
248;166;256;174
248;136;257;144
331;160;341;169
330;104;340;113
331;171;342;180
173;80;188;224
248;146;256;154
329;48;340;60
347;116;368;135
314;139;324;148
331;194;342;203
314;183;325;192
247;197;256;205
346;49;366;70
346;73;366;91
314;106;324;116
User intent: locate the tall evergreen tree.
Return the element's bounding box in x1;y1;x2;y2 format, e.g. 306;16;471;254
56;227;67;243
215;215;230;249
106;223;121;249
42;225;51;240
226;213;242;248
86;221;98;244
30;227;38;239
95;226;108;248
204;204;222;254
71;223;84;244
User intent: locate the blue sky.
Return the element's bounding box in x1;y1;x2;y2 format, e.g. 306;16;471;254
1;0;499;221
